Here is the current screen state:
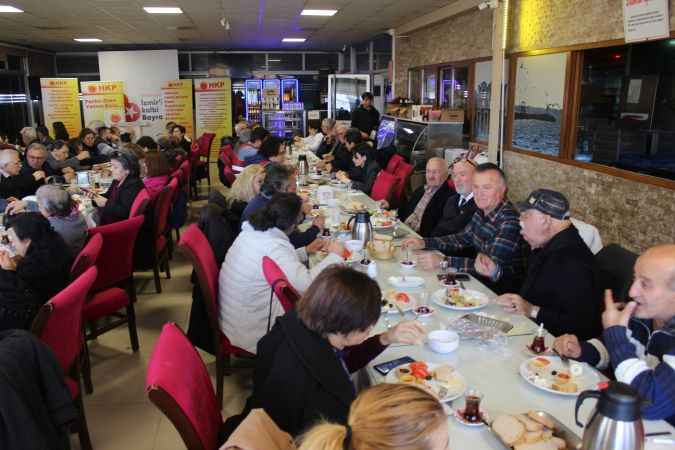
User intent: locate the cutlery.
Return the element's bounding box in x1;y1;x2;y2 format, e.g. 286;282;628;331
393;302;406;316
645;432;671;437
553;348;571;368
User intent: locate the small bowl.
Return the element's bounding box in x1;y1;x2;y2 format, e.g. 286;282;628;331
414;306;435;318
400;260;416;271
427;329;460;354
345;239;364;253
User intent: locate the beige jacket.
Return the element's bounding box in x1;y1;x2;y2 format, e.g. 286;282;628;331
220;409;296;450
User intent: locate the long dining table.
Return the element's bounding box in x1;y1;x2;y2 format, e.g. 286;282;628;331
290;148;674;450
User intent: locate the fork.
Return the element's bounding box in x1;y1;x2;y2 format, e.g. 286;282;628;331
553;348;571;368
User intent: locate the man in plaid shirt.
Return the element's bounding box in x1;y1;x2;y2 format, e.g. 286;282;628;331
404;163;527;293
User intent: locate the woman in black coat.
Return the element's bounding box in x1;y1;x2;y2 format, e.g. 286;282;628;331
91;151;144;225
0;213;72;331
343;143;380;195
224;266;425;438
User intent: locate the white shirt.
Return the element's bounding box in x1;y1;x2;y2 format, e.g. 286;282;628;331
300;132;324;153
458;192;474;207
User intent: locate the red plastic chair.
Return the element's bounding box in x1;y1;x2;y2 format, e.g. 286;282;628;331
370;170;399;203
220;143;244;173
178;224;254;409
262;256;300;312
447;178;456;191
70;233;103;279
385;154;405;174
147;178;178;293
129;187;151;218
392;161;414;208
31;266;98;450
146;323;222;450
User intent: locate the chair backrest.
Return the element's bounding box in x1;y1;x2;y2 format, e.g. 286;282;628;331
87;215;145;291
129;188;151;218
391;161;413;206
370;169;399;202
594;244;639;301
198;133;216;158
31;266;98;374
146;323;221;450
222;164;236;187
262;256;300;312
70;233;103;279
153;178;178;239
385;154;404;174
178;224;220;336
178;160;191;194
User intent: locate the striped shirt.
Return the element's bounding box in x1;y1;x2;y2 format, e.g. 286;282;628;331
423;200;526;282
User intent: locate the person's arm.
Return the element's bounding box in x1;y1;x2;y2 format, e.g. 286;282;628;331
344;334;388;373
604;326;675;420
475;217;523;282
289;226;320;249
272;243;342;293
424;216;476;257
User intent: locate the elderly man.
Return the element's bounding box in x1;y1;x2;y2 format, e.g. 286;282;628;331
35;185;87;255
0;149;42;199
397;157;453;237
316;118;337;159
404;162;526;293
241;127;270;163
554;245;675;425
431;158;478;237
21;143;54;180
46;140;88;178
482;189;601;339
19;127;38;148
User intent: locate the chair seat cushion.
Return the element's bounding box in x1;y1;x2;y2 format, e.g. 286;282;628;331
65;376;78;399
84;288;129;321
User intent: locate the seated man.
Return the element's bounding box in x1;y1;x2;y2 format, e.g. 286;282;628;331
431;158;478;237
239;127;269;162
0;149;42;199
397;157;453;237
404;163;526;294
482;189;601;340
554;245;675;425
20;143;54;180
327;127;361;173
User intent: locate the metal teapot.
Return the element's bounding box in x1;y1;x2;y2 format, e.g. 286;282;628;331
348;211;373;244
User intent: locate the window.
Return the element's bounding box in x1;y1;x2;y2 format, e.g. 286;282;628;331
190;53;209;71
408;68;422;103
373;34;392;71
178;53;190;72
305;53;338;71
356;46;370;73
55;54;99;74
474;61;491;141
440;66;468;109
512;52;567;157
267;53;302;71
422;69;437;105
575;40;675;180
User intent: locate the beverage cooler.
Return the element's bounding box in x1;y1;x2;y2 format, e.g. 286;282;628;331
262;79;281;111
328;74;371;124
245;79;262;123
281;79;300;108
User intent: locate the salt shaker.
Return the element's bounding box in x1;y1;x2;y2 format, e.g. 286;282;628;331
367;261;378;279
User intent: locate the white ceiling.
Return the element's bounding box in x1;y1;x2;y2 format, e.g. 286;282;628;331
0;0;455;52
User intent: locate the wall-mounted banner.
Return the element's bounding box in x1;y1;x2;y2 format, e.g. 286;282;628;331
195;78;232;158
623;0;670;43
40;78;82;138
141;96;164;123
161;79;194;139
80;80;125;127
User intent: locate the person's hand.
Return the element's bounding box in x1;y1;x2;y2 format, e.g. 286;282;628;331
305;238;325;255
326;239;345;257
76;150;90;161
378;199;389;209
553;334;582;359
301;201;313;215
0;251;17;271
380;320;426;346
32;170;46;181
401;237;425;250
336;171;350;182
415;251;443;271
5;200;26;215
325;163;333;172
474;253;498;278
312;214;325;231
293;136;301;142
602;289;637;329
360;131;370;140
92;195;107;207
495;293;533;316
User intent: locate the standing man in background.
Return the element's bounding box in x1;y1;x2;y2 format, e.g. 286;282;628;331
351;92;380;141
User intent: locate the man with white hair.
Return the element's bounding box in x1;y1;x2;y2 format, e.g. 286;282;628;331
431;158;478;237
20;142;52;180
19;127;37;147
0;149;41;198
36;185;87;255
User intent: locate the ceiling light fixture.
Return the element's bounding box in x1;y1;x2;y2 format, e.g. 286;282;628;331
0;5;23;13
74;38;102;42
268;59;281;62
143;6;183;14
300;9;338;16
282;38;306;43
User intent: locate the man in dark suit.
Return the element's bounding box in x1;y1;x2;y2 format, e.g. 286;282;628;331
0;148;43;199
397;157;452;237
432;158;478;237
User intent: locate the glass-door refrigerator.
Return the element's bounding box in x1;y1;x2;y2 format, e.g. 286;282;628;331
281;79;300;109
245;79;262;123
262;79;281;111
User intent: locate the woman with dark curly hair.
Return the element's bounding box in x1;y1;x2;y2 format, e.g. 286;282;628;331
0;212;72;331
90;150;144;225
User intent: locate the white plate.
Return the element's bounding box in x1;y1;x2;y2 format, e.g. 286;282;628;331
385;361;467;402
432;288;490;311
519;356;603;397
371;217;396;229
388;275;425;289
381;292;417;314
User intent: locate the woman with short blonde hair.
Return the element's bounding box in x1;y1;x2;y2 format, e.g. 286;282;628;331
298;383;448;450
227;163;264;205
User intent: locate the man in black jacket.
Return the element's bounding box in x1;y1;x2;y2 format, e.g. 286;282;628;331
397;157;452;237
431;158;478;237
351;92;380;140
0;148;42;199
478;189;601;339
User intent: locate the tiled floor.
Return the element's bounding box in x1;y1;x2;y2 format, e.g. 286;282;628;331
71;185;252;450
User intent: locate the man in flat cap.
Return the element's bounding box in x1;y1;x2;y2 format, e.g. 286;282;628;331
476;189;602;339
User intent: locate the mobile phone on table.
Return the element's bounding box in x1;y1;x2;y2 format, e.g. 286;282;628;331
373;356;414;376
455;273;471;281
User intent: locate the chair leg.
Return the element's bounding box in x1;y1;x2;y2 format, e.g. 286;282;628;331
82;341;94;395
152;260;162;294
216;351;230;410
164;255;171;279
174;227;180;242
126;303;140;352
75;393;93;450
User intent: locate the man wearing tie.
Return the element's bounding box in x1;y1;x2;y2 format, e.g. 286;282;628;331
431;158;478;237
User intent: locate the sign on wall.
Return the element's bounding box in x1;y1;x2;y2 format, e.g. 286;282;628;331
161;79;194;139
195;78;232;158
40;78;82;138
80;81;125;128
623;0;670;43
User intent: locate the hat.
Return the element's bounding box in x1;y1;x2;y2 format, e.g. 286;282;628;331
517;189;570;220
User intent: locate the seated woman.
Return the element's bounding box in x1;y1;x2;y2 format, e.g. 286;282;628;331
298;383;448;450
226;163;264;229
142;151;171;199
35;185;87;256
0;213;72;331
218;193;344;356
90;151;144;225
337;143;380;196
294;119;323;153
244;136;287;167
315;118;337;159
227;266;425;437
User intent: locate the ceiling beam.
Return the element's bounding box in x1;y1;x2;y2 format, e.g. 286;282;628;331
395;0;485;35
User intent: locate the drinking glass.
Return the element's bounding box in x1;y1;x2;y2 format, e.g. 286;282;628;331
462;388;484;423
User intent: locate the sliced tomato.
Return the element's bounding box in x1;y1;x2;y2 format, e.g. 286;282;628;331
395;292;410;303
341;248;352;259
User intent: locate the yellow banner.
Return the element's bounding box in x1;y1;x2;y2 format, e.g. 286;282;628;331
161;79;194;139
80;81;125;128
40;78;82;138
194;78;232;158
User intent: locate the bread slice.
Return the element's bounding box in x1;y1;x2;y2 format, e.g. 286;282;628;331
527;411;555;430
515;440;559;450
524;431;544;443
551;382;578;394
515;414;544;431
550;436;566;449
493;415;525;446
